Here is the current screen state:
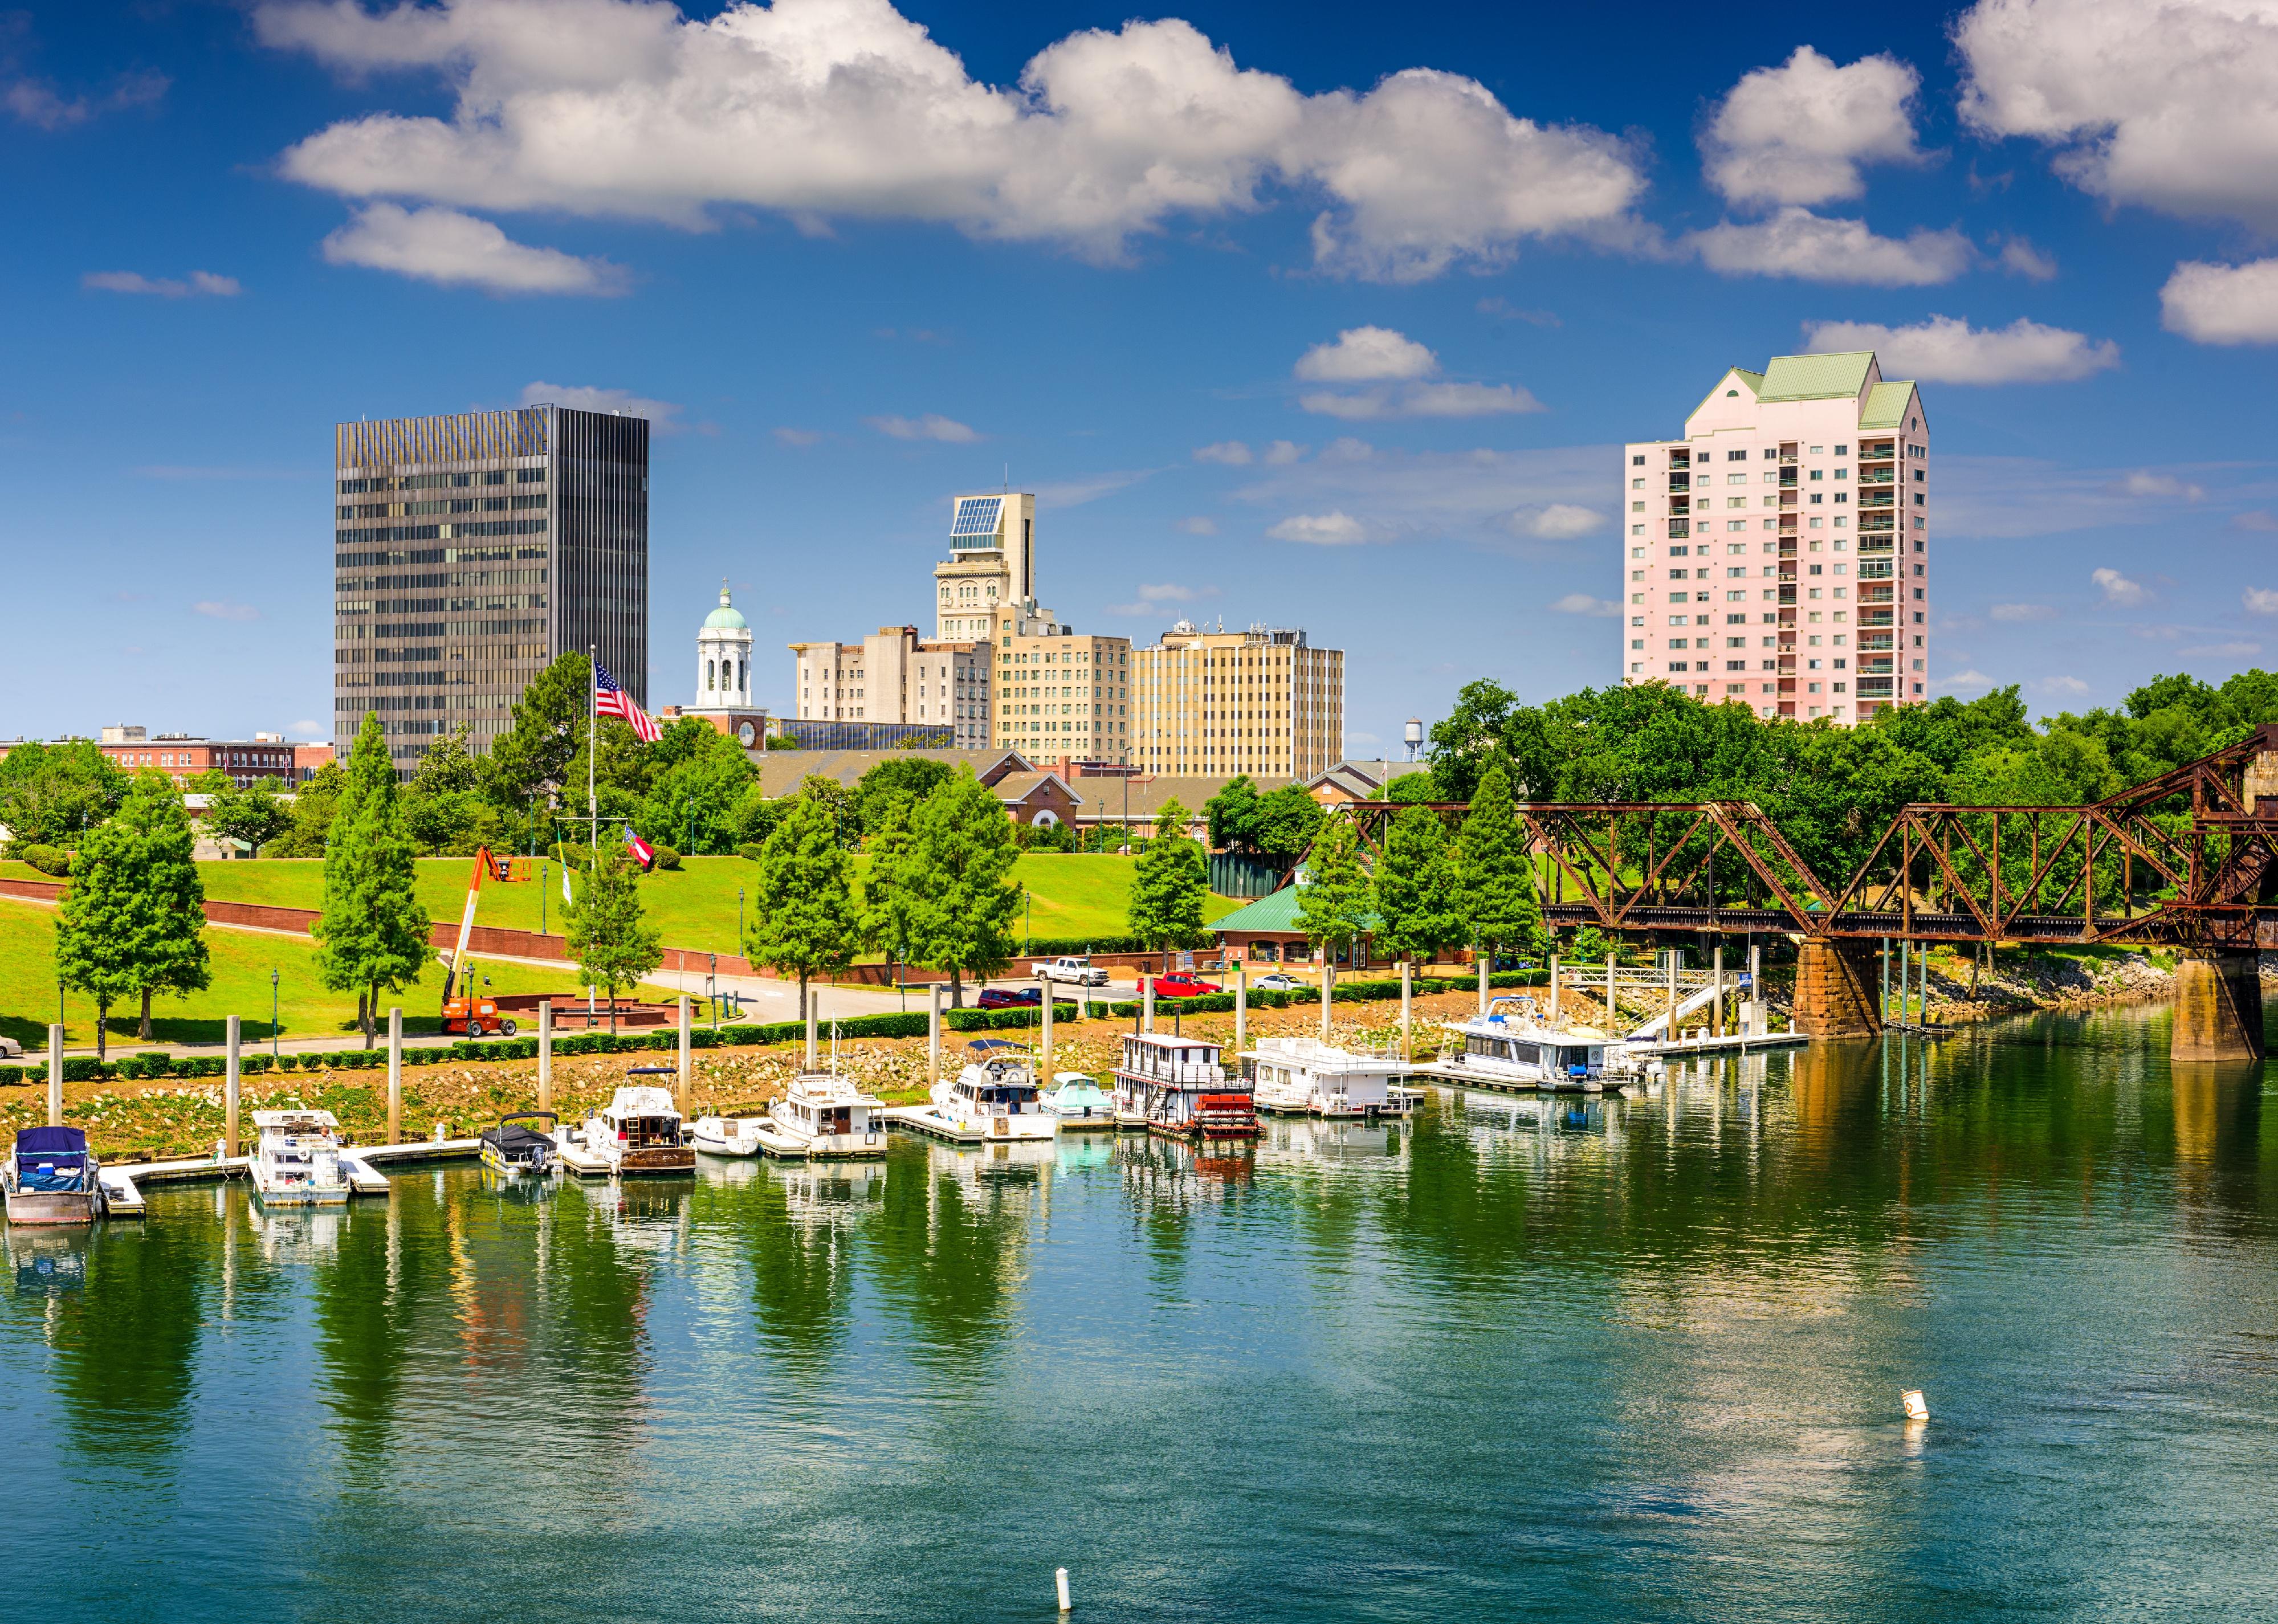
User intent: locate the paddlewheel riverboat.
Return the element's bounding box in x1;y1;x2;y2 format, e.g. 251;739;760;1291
1111;1033;1256;1141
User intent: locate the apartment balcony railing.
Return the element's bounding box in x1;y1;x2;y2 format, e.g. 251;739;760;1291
1667;520;1690;539
1668;475;1690;492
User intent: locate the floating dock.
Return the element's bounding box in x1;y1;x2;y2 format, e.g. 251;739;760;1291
1631;1030;1808;1058
877;1104;1055;1145
82;1137;480;1218
1407;1062;1619;1096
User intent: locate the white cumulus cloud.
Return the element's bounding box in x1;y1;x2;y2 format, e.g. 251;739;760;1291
1688;207;1973;285
2161;258;2278;345
1295;325;1436;381
1105;580;1220;614
1173;516;1217;534
866;413;979;442
521;381;681;427
2091;566;2151;607
194;600;260;622
82;270;241;297
1267;511;1369;545
1988;602;2057;622
1527;503;1604;540
1193;440;1253;466
2105;470;2204;501
1549;591;1620;617
1957;0;2278;230
322;203;626;293
1702;46;1924;207
2244;587;2278;615
1800;315;2118;383
256;0;1645;284
1262;440;1306;464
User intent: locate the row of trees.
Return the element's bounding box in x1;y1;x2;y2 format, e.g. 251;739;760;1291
743;767;1019;1014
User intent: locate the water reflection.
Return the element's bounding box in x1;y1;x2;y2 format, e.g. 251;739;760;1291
862;1139;1038;1371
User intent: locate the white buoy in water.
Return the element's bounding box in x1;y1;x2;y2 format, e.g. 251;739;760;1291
1056;1567;1072;1612
1901;1389;1929;1422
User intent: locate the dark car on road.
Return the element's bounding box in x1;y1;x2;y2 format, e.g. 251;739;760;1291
977;986;1044;1010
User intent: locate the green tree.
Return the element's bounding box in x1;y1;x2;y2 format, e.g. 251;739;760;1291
402;724;500;856
53;772;210;1055
1126;798;1208;962
567;846;664;1033
1251;784;1327;861
313;715;431;1046
0;739;128;849
907;769;1022;1008
854;755;953;835
486;651;592;814
1374;803;1461;965
204;775;292;852
745;793;860;1022
859;794;927;973
636;725;757;856
266;758;348;857
1382;771;1438;803
1204;775;1261;851
1293;814;1374;962
1454;764;1541;962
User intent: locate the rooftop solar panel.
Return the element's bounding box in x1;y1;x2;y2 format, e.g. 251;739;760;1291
951;496;1003;538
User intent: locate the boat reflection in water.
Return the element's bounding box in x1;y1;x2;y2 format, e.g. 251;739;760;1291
244;1198;346;1260
1442;1087;1617;1146
1255;1113;1408;1170
1115;1129;1254;1222
774;1158;887;1222
5;1222;91;1294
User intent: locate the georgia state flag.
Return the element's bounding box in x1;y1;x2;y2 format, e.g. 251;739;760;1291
625;828;657;872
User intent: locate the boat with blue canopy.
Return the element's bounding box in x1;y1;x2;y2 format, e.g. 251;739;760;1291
4;1127;107;1226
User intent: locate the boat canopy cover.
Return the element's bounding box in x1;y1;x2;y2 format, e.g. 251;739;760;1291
481;1122;555;1162
967;1039;1023;1052
14;1127;87;1157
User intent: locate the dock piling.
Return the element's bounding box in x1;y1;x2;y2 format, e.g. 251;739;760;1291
1320;959;1334;1041
1143;979;1155;1034
387;1007;402;1144
928;982;942;1086
1713;946;1724;1039
1234;961;1248;1056
1400;960;1412;1062
47;1021;63;1129
537;1000;553;1113
1477;953;1488;1015
1605;952;1617;1027
1039;973;1054;1079
805;994;818;1068
225;1015;241;1157
678;995;692;1111
1056;1567;1072;1613
1548;954;1560;1023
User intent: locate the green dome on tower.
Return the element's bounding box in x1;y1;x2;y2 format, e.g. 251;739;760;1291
703;581;748;631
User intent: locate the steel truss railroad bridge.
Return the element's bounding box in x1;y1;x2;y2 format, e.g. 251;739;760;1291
1347;724;2278;951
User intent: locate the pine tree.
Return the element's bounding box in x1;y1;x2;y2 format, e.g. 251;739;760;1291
1374;803;1461;967
1126;797;1207;966
1294;813;1374;963
859;794;926;979
52;792;146;1059
313;714;431;1046
567;846;663;1033
1455;763;1541;963
123;769;210;1039
746;793;859;1023
908;769;1022;1008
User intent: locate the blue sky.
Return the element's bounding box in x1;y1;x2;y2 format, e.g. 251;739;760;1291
7;0;2278;753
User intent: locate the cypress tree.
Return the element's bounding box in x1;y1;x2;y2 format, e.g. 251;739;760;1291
1374;803;1461;967
1126;797;1207;968
1294;814;1374;964
123;769;210;1039
859;794;926;983
747;792;860;1023
908;769;1022;1008
1455;763;1541;963
567;846;663;1033
52;790;146;1058
313;714;431;1045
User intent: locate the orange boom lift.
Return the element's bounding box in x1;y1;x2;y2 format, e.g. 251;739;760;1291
439;847;535;1037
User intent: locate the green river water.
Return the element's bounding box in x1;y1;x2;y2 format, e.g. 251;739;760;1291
3;998;2275;1621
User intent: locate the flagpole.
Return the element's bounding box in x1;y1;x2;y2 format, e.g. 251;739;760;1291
589;642;598;864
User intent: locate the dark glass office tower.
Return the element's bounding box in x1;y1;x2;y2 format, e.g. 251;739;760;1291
333;405;649;769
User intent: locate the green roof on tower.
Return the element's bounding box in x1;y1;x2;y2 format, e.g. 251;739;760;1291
703;582;748;631
1756;351;1878;402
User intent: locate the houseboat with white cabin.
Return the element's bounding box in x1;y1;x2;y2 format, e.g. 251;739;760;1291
1111;1033;1256;1140
1427;998;1633;1093
248;1109;353;1206
1240;1037;1409;1119
927;1042;1056;1142
560;1085;696;1177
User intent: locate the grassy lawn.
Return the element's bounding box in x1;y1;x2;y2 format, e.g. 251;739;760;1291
2;850;1241;953
0;897;678;1051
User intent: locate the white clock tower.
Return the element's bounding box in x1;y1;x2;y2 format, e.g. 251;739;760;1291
696;581;752;709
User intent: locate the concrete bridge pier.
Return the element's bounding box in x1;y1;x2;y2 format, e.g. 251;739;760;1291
2171;951;2266;1062
1794;939;1884;1039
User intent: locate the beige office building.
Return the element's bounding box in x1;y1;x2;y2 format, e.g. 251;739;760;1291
992;627;1132;763
789;626;993;750
935;492;1034;641
1133;622;1342;780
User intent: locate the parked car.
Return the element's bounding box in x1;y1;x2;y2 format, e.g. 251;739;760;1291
0;1035;22;1060
1143;973;1221;1000
977;986;1044;1010
1251;972;1302;992
1040;956;1109;987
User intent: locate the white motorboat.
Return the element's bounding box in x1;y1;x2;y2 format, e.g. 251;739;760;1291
769;1070;886;1157
3;1127;107;1226
1037;1071;1117;1130
691;1114;769;1157
560;1084;695;1177
1433;998;1632;1092
248;1109;352;1206
929;1041;1056;1142
1241;1036;1408;1118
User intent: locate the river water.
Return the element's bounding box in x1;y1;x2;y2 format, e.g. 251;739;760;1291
4;999;2275;1622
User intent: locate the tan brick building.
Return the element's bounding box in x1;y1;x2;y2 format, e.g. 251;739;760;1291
1132;622;1342;780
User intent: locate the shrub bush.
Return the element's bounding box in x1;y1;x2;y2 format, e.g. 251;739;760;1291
650;844;683;871
942;1002;1078;1033
241;1054;273;1075
17;843;71;878
735;842;767;863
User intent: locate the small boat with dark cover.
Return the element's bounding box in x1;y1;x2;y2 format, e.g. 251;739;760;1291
3;1127;106;1225
479;1111;560;1177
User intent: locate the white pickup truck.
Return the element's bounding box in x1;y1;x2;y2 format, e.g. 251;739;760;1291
1038;956;1110;987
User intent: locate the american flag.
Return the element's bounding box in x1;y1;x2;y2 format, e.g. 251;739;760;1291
594;661;661;743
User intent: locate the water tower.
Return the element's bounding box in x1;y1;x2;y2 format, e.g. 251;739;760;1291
1404;717;1423;761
